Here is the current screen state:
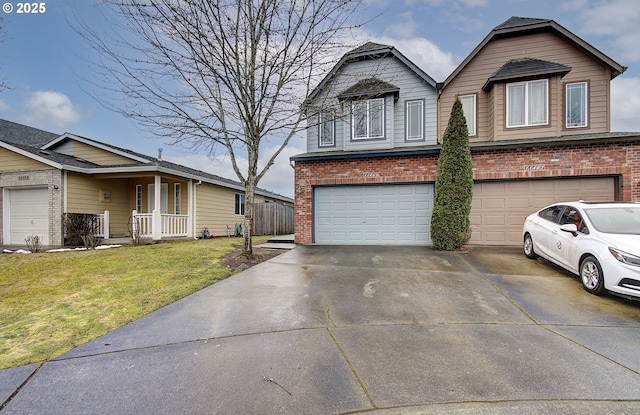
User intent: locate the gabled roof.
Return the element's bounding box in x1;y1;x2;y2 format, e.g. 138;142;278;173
0;118;59;147
0;119;293;203
442;16;627;88
307;42;437;102
482;57;572;91
336;78;400;101
43;133;152;164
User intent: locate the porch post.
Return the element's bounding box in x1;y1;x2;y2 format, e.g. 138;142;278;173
187;179;193;238
153;175;162;240
103;210;110;239
152;209;161;240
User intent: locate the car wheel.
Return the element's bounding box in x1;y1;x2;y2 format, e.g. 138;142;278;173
580;255;605;296
523;233;538;259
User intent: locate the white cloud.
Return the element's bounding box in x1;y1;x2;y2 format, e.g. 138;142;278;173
0;99;8;112
22;91;83;128
611;76;640;131
376;36;458;81
577;0;640;62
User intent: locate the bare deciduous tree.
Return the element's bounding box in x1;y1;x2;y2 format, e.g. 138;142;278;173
78;0;362;254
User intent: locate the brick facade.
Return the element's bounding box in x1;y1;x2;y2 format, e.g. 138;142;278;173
294;140;640;244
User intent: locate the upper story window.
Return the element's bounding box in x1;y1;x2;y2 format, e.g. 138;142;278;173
566;82;588;128
506;79;548;128
459;94;476;136
318;112;335;147
406;100;424;141
352;98;384;140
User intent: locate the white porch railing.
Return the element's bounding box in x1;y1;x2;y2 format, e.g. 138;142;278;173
132;210;189;239
95;210;110;238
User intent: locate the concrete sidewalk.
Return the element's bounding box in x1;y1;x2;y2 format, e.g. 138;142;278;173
2;245;640;414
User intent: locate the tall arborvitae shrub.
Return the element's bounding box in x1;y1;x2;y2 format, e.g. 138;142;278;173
431;99;474;250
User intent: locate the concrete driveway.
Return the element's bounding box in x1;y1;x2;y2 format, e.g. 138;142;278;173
2;245;640;414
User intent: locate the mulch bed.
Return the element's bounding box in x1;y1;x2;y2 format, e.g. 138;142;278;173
222;244;284;271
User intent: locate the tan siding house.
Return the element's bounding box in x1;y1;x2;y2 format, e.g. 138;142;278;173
0;119;293;247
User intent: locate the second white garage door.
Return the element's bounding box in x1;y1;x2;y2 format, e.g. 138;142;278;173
314;184;433;245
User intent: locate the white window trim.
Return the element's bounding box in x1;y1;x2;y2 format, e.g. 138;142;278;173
459;94;476;136
506;79;549;128
135;184;142;213
405;99;424;141
566;81;588;128
318;112;335;147
235;193;245;216
351;97;385;140
174;183;181;214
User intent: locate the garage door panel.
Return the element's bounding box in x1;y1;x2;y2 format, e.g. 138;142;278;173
415;215;430;226
471;177;614;245
485;198;506;209
314;184;433;245
485;215;505;225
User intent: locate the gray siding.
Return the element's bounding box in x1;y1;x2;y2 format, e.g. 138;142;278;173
306;55;437;153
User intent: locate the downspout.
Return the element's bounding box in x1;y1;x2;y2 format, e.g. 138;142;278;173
193;180;202;239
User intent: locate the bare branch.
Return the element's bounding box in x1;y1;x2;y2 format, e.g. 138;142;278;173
75;0;364;253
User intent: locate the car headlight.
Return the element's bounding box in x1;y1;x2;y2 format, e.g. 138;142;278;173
609;247;640;267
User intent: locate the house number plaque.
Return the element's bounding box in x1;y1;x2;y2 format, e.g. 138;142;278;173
523;165;545;171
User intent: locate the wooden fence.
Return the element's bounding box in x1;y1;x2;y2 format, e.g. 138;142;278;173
253;202;294;236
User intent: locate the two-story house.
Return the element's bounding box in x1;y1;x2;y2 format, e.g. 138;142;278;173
291;16;640;246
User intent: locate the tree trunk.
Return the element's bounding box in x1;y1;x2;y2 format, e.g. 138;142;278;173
242;180;256;256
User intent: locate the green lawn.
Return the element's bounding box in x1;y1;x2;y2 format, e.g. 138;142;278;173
0;236;273;370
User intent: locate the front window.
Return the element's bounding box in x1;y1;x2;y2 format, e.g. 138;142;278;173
235;193;245;215
318;112;335;147
506;79;548;127
136;184;142;213
566;82;588;128
174;183;181;214
459;94;476;136
406;100;424;141
352;98;384;140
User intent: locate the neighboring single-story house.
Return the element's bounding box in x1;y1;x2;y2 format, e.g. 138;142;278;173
0;118;293;247
291;17;640;246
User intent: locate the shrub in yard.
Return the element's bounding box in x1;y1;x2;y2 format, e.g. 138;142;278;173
63;213;101;248
24;234;43;253
431;99;474;250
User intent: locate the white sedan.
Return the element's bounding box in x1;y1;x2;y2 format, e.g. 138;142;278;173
522;201;640;299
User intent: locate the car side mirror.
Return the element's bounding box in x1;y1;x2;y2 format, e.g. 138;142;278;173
560;224;578;235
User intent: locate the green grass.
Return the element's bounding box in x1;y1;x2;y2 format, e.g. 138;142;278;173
0;236;271;370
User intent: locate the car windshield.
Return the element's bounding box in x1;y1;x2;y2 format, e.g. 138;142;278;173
584;206;640;234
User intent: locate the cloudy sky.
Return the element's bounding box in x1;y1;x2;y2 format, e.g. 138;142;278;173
1;0;639;198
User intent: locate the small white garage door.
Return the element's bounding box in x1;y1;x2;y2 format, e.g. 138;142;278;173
470;177;615;245
314;184;433;245
5;187;49;245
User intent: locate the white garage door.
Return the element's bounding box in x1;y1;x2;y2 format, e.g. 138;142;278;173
5;187;49;245
470;177;615;245
314;184;433;245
